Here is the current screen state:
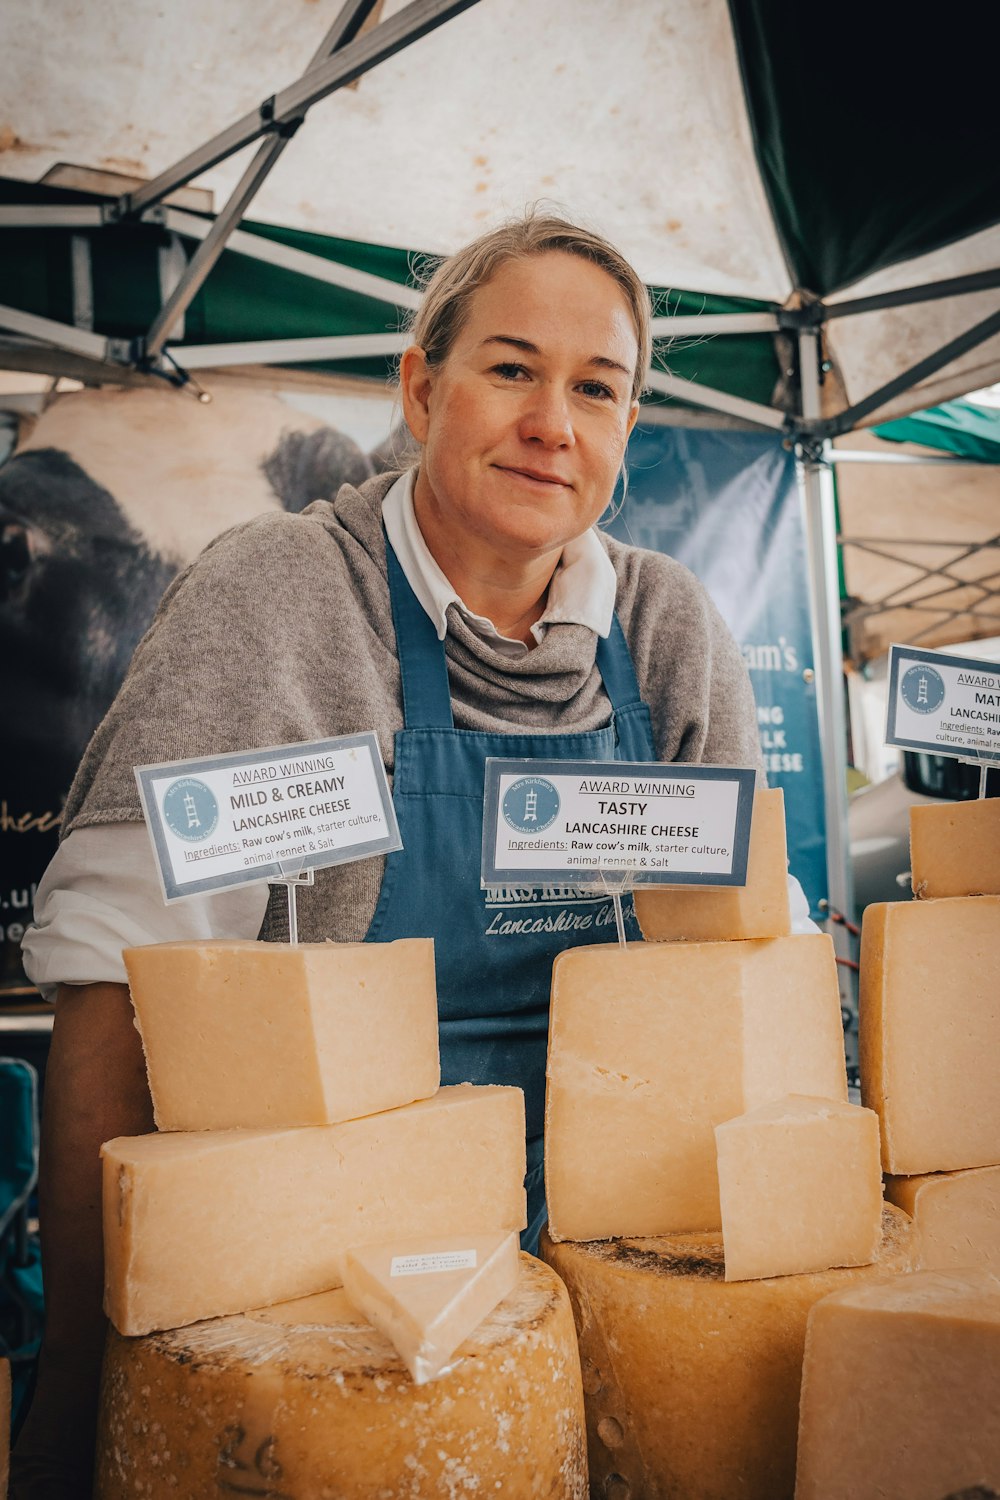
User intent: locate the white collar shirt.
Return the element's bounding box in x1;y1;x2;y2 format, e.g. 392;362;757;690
380;469;617;658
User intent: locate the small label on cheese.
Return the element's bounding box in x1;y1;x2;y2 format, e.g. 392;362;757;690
391;1250;477;1277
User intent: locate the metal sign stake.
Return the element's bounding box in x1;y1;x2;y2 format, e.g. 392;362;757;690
612;892;628;950
269;869;315;946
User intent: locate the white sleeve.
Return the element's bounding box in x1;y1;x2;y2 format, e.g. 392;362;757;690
21;824;270;1001
787;872;820;935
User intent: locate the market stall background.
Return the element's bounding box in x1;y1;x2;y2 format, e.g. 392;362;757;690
0;0;998;988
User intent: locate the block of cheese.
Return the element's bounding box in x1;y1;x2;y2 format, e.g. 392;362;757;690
342;1230;520;1384
860;897;1000;1173
795;1269;1000;1500
715;1095;883;1281
634;787;791;942
123;937;440;1130
541;1205;913;1500
103;1084;526;1336
910;797;1000;897
545;936;847;1240
95;1255;587;1500
885;1165;1000;1274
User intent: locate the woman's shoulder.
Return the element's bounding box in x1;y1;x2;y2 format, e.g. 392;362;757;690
599;529;719;627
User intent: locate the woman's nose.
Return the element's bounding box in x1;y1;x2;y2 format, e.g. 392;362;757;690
517;385;574;447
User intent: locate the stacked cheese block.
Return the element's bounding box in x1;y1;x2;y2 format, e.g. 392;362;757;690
791;798;1000;1498
94;937;588;1500
541;790;910;1500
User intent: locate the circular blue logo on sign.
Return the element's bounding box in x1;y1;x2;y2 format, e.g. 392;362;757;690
901;664;945;715
502;776;560;834
162;777;219;842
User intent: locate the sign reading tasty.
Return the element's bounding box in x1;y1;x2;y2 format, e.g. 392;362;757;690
482;759;755;888
886;644;1000;763
135;733;400;901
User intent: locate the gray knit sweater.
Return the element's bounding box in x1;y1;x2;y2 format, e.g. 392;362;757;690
63;471;763;942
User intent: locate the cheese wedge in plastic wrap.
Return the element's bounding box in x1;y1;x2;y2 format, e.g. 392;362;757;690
342;1231;520;1384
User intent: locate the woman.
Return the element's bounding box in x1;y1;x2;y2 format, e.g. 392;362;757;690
15;213;764;1494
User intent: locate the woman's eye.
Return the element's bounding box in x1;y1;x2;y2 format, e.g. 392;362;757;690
579;380;615;401
492;362;528;381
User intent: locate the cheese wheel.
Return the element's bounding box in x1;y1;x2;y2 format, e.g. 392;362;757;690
95;1254;587;1499
540;1205;914;1500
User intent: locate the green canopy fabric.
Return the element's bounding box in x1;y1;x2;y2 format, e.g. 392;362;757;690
872;400;1000;464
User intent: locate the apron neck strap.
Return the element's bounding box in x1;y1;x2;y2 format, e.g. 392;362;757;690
386;534;644;727
386;537;455;729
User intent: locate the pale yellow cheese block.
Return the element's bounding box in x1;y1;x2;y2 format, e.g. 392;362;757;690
885;1164;1000;1273
95;1255;588;1499
910;797;1000;897
860;897;1000;1173
795;1269;1000;1500
545;936;847;1240
342;1230;520;1385
541;1205;913;1500
716;1095;883;1281
102;1084;526;1336
634;787;791;942
124;937;440;1130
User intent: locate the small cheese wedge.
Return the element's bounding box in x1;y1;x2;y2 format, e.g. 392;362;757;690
795;1269;1000;1500
910;797;1000;897
102;1084;526;1336
634;787;790;942
715;1095;883;1281
860;896;1000;1173
545;936;847;1241
885;1165;1000;1274
342;1231;520;1384
124;938;440;1131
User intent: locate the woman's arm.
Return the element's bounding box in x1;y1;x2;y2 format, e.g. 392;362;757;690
10;982;153;1499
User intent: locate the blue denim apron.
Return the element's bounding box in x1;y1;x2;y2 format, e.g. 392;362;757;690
366;542;657;1251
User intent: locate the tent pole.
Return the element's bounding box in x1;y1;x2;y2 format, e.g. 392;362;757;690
796;329;856;970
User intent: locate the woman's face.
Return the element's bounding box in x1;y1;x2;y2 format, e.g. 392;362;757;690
402;251;641;563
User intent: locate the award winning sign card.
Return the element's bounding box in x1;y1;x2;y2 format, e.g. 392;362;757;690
886;645;1000;764
482;759;756;889
136;733;400;901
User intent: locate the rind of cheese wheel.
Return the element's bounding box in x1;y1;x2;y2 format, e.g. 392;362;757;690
94;1256;588;1500
859;896;1000;1173
102;1084;526;1336
545;935;847;1240
634;787;790;941
716;1095;884;1281
123;937;440;1131
795;1268;1000;1500
885;1164;1000;1273
541;1205;914;1500
910;797;1000;898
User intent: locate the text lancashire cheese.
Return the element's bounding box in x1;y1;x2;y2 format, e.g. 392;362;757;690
95;1257;588;1499
795;1269;1000;1500
716;1095;883;1281
541;1206;914;1500
124;937;439;1130
634;787;791;942
102;1084;526;1336
342;1231;519;1385
859;897;1000;1173
545;937;847;1240
885;1165;1000;1273
910;797;1000;897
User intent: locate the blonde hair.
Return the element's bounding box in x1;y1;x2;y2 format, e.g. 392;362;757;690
408;212;651;402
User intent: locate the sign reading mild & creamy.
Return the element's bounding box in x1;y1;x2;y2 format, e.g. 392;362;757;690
886;645;1000;763
482;759;755;888
136;733;400;901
